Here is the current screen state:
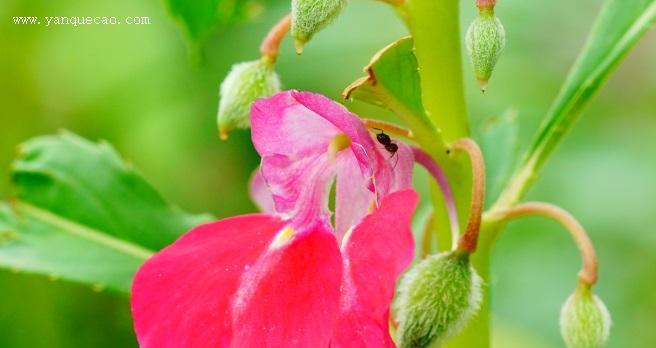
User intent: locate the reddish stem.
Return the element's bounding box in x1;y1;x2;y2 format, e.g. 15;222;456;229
259;14;292;63
413;147;460;250
493;202;599;286
476;0;496;10
452;138;486;254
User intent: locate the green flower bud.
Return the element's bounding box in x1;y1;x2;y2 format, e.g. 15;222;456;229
291;0;346;53
395;251;483;348
217;58;281;140
465;10;506;92
560;284;611;348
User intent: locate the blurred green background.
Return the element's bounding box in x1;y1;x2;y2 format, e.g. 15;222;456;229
1;0;654;347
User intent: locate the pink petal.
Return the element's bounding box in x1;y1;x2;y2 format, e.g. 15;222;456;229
388;142;414;192
231;223;343;347
259;152;334;229
249;168;276;213
250;91;380;229
332;189;419;347
331;310;396;348
334;142;414;241
334;153;374;240
131;214;286;348
251;91;375;172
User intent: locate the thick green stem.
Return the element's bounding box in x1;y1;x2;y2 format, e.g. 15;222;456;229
403;1;488;347
405;0;469;141
403;0;472;248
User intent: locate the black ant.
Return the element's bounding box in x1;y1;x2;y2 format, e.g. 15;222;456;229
373;128;399;168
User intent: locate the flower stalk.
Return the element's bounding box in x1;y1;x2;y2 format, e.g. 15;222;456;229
259;14;292;63
476;0;496;10
413;147;460;251
450;138;486;254
491;202;598;286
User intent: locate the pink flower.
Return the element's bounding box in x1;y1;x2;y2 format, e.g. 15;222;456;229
131;91;418;348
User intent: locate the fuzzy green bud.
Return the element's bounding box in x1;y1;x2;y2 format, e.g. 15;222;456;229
465;10;506;92
217;58;281;140
560;284;611;348
395;251;483;348
291;0;346;53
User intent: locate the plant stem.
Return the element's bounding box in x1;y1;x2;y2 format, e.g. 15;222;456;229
402;1;488;346
476;0;496;10
401;0;472;255
451;138;486;254
490;202;598;286
405;0;469;141
259;14;292;63
421;211;435;258
413;147;460;250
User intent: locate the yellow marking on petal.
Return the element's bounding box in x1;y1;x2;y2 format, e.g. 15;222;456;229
270;226;295;249
327;133;351;161
340;226;355;250
368;199;376;214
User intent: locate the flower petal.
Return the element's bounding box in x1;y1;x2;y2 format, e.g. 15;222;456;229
330;310;396;348
332;189;418;347
251;91;380;229
334;154;374;240
334;142;414;240
231;224;343;347
387;142;414;192
249;168;276;213
131;214;286;348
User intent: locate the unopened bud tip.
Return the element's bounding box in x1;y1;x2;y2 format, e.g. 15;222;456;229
294;39;305;55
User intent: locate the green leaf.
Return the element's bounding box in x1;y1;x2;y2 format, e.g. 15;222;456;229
0;132;211;293
343;37;436;143
167;0;266;40
497;0;656;207
477;109;519;206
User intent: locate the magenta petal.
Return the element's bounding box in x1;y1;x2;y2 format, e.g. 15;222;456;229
251;91;380;229
131;214;286;348
331;310;396;348
334;153;374;240
334;142;414;241
388;142;414;192
249;168;276;213
230;225;343;347
332;189;418;347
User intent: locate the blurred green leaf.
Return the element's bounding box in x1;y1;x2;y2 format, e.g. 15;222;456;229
0;132;211;293
496;0;655;207
167;0;266;40
477;109;519;206
523;0;656;174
